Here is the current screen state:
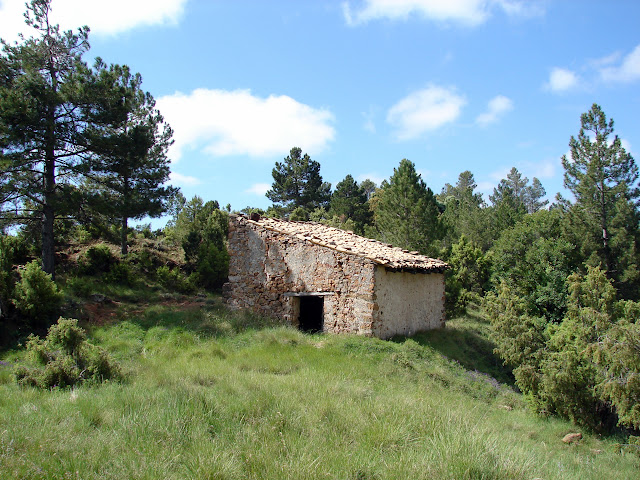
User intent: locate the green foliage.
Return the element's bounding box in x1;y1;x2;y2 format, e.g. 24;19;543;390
592;306;640;430
561;103;640;299
0;235;21;317
64;276;94;298
444;235;491;317
103;261;135;286
13;260;62;326
373;159;443;255
80;244;117;275
14;317;122;388
289;206;310;221
156;266;195;294
329;174;372;234
490;167;548;215
189;242;229;291
178;206;230;290
491;209;575;321
165;195;218;244
266;147;331;215
308;207;360;233
488;266;640;431
85;62;177;255
438;171;492;250
0;1;178;274
484;282;548;400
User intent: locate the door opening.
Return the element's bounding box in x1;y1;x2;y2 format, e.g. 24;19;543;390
298;296;324;333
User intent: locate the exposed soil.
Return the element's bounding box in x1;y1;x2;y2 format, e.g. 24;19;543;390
78;297;211;327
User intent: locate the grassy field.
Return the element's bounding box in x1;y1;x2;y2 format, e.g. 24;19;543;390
1;297;638;479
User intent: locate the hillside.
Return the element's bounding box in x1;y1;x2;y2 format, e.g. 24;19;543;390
1;291;638;479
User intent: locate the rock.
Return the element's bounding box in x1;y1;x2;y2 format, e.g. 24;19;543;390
562;432;583;444
90;293;108;303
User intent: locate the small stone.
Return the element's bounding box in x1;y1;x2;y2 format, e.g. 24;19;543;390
90;293;108;303
562;432;582;444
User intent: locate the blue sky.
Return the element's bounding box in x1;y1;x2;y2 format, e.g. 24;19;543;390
2;0;640;222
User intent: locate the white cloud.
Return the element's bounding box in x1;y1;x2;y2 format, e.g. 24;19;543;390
588;51;621;69
621;139;633;155
387;85;466;140
342;0;542;27
356;173;385;186
475;95;513;126
545;67;579;93
0;0;187;41
169;171;201;186
0;0;27;42
245;183;271;196
417;168;431;180
156;88;335;161
488;167;512;182
475;180;495;195
523;158;557;179
600;44;640;83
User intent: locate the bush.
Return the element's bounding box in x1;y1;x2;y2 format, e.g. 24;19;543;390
156;266;195;294
487;266;640;431
64;276;94;297
79;244;116;275
14;317;122;389
444;236;491;318
104;261;135;286
127;248;158;274
181;207;230;291
13;260;63;326
193;242;229;290
0;236;17;319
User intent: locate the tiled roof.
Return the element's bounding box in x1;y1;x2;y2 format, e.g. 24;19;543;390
237;215;448;273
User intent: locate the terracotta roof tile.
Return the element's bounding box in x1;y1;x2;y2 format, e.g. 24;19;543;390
236;215;448;273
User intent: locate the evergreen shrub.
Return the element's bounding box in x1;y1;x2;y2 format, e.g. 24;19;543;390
156;266;194;294
0;236;18;318
104;261;135;285
14;317;122;389
13;260;63;326
80;244;116;275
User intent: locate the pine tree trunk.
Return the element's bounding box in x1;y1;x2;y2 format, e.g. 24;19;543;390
42;35;58;279
42;103;56;279
121;216;128;255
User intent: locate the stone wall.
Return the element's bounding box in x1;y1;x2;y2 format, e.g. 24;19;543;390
372;267;446;339
225;215;378;335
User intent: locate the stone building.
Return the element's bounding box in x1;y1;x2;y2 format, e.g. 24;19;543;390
224;214;449;339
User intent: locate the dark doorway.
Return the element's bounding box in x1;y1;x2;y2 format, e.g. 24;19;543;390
298;296;324;333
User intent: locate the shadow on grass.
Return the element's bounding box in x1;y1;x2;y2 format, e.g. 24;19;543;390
121;295;288;340
392;310;515;387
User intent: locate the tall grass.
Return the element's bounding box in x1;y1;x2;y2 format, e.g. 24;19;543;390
1;303;638;479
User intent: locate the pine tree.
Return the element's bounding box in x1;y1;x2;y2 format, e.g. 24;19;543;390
0;0;157;274
374;159;442;255
86;62;176;255
266;147;331;216
490;167;547;214
0;0;98;276
329;174;372;234
438;171;489;248
561;103;640;298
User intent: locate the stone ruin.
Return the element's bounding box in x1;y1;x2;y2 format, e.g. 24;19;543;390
223;214;448;339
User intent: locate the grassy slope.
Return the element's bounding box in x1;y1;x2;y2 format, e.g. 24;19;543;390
1;298;638;480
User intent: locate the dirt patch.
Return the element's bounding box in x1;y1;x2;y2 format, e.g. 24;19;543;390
80;297;210;326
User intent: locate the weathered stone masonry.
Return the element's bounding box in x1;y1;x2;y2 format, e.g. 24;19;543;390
224;214;448;339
